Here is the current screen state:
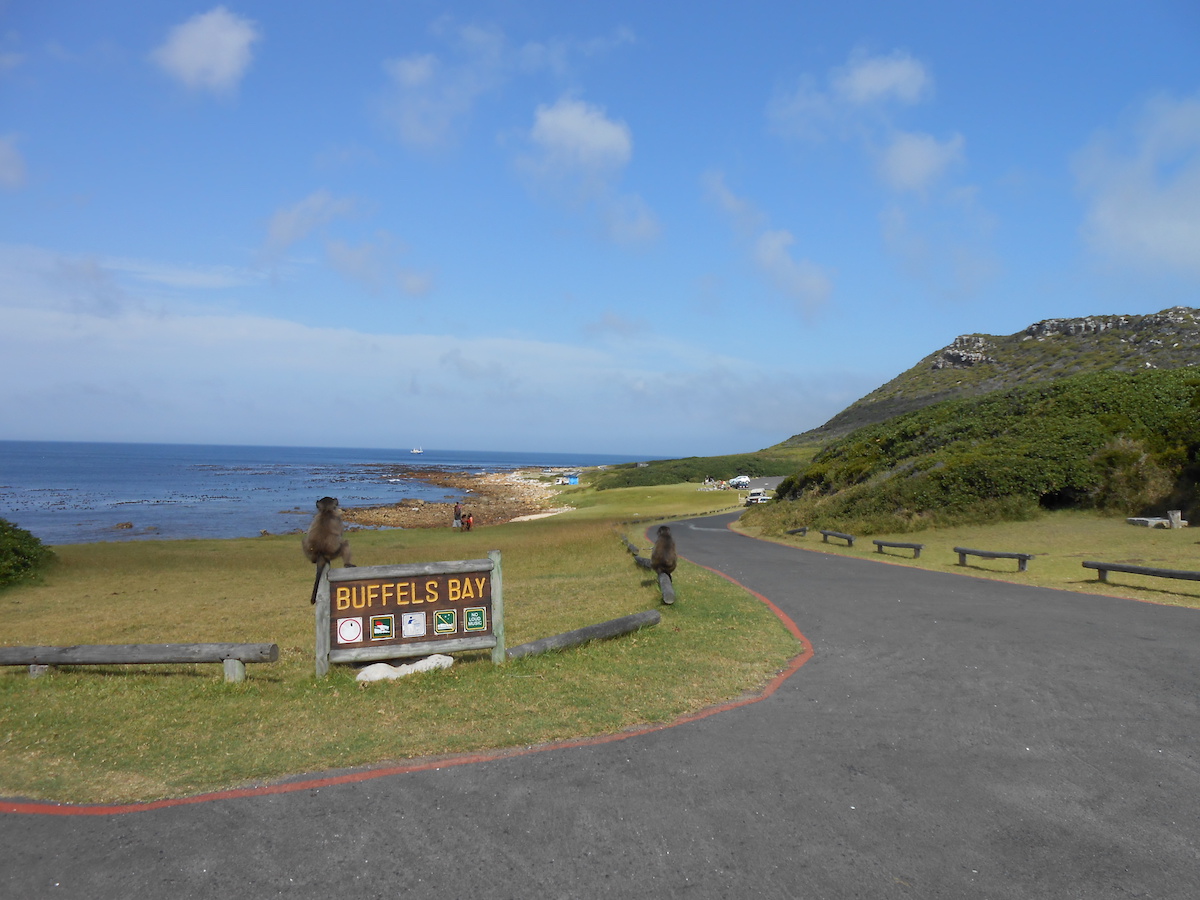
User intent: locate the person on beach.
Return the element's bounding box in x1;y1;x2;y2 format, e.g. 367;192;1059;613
453;501;462;530
463;512;474;532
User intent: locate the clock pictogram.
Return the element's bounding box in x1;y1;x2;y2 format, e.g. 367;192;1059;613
336;617;363;644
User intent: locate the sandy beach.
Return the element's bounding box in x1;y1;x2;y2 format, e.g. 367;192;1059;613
341;468;573;530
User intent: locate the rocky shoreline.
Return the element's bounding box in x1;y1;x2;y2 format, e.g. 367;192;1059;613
342;469;571;530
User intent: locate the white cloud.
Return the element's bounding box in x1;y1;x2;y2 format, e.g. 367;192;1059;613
520;97;658;247
106;256;261;290
766;77;833;142
0;244;259;316
702;169;766;234
377;21;636;152
528;97;632;175
387;53;438;88
261;195;436;292
518;27;636;76
262;190;356;261
150;6;260;94
583;310;647;339
0;135;27;189
831;50;931;106
753;230;833;314
878;131;965;193
880;204;998;300
1076;92;1200;278
379;24;505;149
602;193;661;245
705;172;832;315
49;256;129;317
768;49;991;297
768;48;932;139
0;253;821;454
768;50;963;196
325;233;433;296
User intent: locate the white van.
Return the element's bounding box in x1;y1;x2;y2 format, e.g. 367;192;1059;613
729;475;751;489
746;488;771;505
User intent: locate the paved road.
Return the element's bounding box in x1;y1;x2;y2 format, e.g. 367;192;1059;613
5;513;1200;898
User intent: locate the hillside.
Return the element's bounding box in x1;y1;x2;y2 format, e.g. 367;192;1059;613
782;306;1200;445
587;449;807;490
748;367;1200;536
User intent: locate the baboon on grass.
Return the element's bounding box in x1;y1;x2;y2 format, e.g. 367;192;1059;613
650;525;677;580
302;496;354;603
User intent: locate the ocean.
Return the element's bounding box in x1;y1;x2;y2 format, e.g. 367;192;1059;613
0;441;643;545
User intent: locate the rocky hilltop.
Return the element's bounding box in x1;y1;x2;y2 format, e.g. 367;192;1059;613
783;306;1200;445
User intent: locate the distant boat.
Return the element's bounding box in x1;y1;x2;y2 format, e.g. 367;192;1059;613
410;447;423;454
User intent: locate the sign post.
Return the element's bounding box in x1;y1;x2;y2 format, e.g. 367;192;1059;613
314;550;504;677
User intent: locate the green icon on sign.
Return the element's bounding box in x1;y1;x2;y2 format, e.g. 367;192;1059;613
464;607;487;632
369;615;395;641
434;610;457;634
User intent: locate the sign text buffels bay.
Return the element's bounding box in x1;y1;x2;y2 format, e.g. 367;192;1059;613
334;572;490;613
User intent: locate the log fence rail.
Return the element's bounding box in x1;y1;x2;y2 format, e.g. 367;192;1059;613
0;642;279;683
1082;561;1200;585
873;540;924;558
820;530;856;547
954;547;1035;572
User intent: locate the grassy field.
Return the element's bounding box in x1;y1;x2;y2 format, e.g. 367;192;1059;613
9;477;1198;806
558;479;746;519
736;509;1200;608
0;481;794;804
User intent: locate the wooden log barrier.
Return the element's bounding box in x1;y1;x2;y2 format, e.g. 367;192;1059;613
658;572;676;605
630;551;675;603
954;547;1034;572
0;643;279;683
820;530;855;547
1082;560;1200;585
873;539;924;558
506;610;661;660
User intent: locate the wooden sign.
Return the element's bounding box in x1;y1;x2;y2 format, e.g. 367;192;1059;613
314;551;504;676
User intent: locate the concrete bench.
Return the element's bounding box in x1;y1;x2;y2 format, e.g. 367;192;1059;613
1082;561;1200;585
785;526;808;536
954;547;1034;572
820;530;855;547
873;540;924;558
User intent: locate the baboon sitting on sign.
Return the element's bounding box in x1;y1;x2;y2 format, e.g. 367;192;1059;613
650;525;677;581
302;496;354;604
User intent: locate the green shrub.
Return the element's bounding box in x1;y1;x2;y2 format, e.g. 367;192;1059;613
589;452;801;490
1089;438;1176;514
0;518;54;588
756;369;1200;535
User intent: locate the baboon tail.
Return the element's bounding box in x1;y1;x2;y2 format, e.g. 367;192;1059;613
310;560;328;605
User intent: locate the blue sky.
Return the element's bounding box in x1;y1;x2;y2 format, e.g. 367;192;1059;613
2;1;1199;457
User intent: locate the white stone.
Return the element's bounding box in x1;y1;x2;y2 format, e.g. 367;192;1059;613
355;654;454;682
